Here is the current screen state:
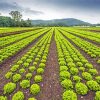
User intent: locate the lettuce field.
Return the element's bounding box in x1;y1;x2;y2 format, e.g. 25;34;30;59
0;27;100;100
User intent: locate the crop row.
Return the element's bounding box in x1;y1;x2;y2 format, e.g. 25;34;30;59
0;29;53;100
59;29;100;64
0;28;46;48
0;28;51;64
55;29;100;100
0;27;33;33
61;27;100;43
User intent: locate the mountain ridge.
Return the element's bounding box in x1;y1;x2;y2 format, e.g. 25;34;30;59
31;18;91;26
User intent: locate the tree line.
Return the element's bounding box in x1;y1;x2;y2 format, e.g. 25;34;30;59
0;11;32;27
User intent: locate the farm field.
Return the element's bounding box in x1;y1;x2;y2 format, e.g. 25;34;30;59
0;27;100;100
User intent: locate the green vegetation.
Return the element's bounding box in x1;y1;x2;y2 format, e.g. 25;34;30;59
30;84;40;95
75;83;88;95
12;74;21;82
0;27;100;100
0;96;7;100
12;91;24;100
20;80;30;88
62;90;77;100
0;11;32;27
3;82;16;94
95;91;100;100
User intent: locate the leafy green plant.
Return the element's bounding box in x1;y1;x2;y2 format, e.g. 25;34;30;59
81;59;88;64
87;80;100;91
97;59;100;64
12;74;21;83
33;62;37;66
62;90;77;100
3;82;16;94
70;67;79;75
39;63;45;68
35;58;40;62
41;59;46;63
0;96;7;100
26;59;32;63
28;97;37;100
73;76;82;83
10;65;19;72
60;66;68;72
59;61;66;66
67;62;76;68
37;68;44;74
75;83;88;95
60;71;70;81
20;80;30;88
30;84;40;95
79;67;85;72
95;91;100;100
34;75;42;83
17;60;23;65
29;66;36;73
61;79;73;90
91;54;96;58
42;56;47;60
12;91;24;100
23;63;29;68
19;68;26;74
26;73;32;80
76;62;83;67
5;72;13;79
88;69;98;75
95;76;100;84
66;58;73;63
85;63;93;69
82;72;92;81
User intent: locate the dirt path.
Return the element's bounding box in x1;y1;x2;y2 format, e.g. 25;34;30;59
37;33;62;100
61;29;100;47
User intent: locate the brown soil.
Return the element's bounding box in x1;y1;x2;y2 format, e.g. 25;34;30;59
61;29;100;47
37;33;62;100
0;30;50;96
0;28;42;37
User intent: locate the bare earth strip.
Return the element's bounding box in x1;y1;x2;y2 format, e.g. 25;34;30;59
37;33;62;100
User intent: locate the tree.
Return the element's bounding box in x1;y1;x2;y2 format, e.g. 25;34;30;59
27;18;32;26
0;16;15;27
9;11;22;22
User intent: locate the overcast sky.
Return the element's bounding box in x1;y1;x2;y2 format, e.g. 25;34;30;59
0;0;100;24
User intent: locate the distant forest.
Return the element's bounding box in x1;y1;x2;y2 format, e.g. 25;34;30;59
0;11;32;27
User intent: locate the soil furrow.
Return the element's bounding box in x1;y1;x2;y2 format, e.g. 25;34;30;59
37;32;62;100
